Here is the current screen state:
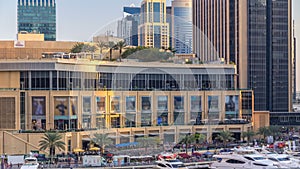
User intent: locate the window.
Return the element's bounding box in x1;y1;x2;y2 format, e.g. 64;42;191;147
244;157;254;161
157;96;168;111
111;96;120;112
174;96;184;111
126;96;136;112
225;159;245;164
141;96;151;112
253;163;268;167
96;96;105;113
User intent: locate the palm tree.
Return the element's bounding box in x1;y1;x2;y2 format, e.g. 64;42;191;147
115;41;127;61
215;131;235;147
194;133;206;144
268;126;282;140
107;41;116;61
70;43;84;53
96;41;107;55
136;136;159;154
39;132;65;163
242;130;255;145
179;134;196;154
91;133;113;154
257;126;271;141
167;47;177;55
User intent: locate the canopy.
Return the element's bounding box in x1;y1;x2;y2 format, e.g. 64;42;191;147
89;147;100;151
203;151;214;155
115;142;138;147
73;148;84;153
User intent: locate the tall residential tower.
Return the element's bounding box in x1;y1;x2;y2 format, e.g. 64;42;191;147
138;0;169;49
17;0;56;41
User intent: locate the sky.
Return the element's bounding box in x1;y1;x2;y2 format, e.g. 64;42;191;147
0;0;299;89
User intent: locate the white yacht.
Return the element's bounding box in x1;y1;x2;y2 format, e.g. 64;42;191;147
155;159;187;169
20;157;39;169
267;154;300;168
212;154;280;169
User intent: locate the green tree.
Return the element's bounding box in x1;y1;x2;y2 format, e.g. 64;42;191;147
136;136;160;154
96;41;107;55
121;46;149;59
242;130;255;145
107;41;117;61
70;43;98;54
91;133;113;154
257;126;271;141
215;131;235;147
179;134;196;154
115;41;127;61
268;126;282;139
39;132;65;163
167;47;177;55
194;133;206;144
122;48;173;62
70;43;84;53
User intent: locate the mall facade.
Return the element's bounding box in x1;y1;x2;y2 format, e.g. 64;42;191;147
0;58;253;154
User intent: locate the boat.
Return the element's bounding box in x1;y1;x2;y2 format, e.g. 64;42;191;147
20;157;39;169
212;154;280;169
155;159;187;169
267;154;300;168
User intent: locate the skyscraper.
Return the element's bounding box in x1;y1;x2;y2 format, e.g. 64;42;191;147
192;0;230;62
138;0;169;49
247;0;292;112
117;6;140;46
17;0;56;41
172;0;192;54
192;0;292;112
117;16;139;46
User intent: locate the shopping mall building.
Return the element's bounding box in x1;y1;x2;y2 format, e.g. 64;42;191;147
0;56;254;154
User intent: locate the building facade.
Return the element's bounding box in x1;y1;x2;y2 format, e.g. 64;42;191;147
138;0;169;49
192;0;230;63
0;58;253;153
17;0;56;41
192;0;292;112
172;0;193;54
117;7;141;46
0;40;76;59
247;0;292;112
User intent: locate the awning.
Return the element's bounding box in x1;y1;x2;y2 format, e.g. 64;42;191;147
149;133;160;137
82;137;91;141
119;134;131;137
163;132;175;135
179;131;191;134
134;134;145;137
89;147;100;151
115;142;138;147
73;148;84;153
107;135;118;139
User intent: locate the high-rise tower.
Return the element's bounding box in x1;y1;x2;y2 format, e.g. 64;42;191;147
138;0;169;49
17;0;56;41
172;0;192;54
192;0;292;112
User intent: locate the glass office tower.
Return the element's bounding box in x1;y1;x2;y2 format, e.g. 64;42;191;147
248;0;291;111
17;0;56;41
172;0;192;54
